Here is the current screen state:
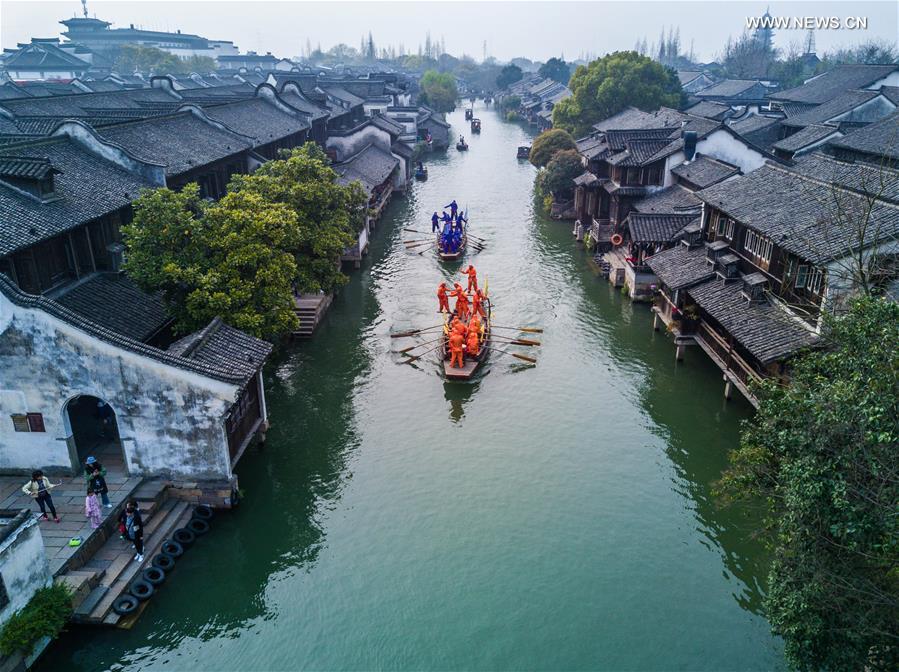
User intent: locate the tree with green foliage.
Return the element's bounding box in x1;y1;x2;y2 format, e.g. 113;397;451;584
124;184;300;339
552;51;685;137
496;63;523;89
498;94;521;113
537;149;583;197
228;143;367;295
111;45;215;75
538;57;571;84
418;70;458;112
717;296;899;671
528;128;576;168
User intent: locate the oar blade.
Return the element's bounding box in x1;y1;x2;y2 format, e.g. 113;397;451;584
511;353;537;364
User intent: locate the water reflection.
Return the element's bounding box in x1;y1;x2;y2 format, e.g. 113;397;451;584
443;380;479;423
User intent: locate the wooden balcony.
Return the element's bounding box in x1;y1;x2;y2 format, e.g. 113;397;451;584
693;322;762;408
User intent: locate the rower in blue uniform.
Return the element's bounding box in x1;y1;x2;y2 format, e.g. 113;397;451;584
431;211;440;232
444;200;458;219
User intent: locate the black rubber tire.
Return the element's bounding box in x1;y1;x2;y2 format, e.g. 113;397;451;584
187;518;210;536
173;527;196;547
193;504;214;521
151;553;175;572
113;594;139;616
161;539;184;558
129;578;154;601
142;566;166;586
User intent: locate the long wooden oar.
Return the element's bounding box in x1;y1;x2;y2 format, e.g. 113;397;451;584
491;335;541;346
467;233;487;242
405;240;434;249
404;228;428;234
491;325;544;334
404;238;432;245
398;335;443;354
391;324;445;338
485;346;537;364
404;343;443;364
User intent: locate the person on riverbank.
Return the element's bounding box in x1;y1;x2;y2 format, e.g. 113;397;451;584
462;265;478;293
85;486;102;529
88;463;111;508
119;500;144;562
437;282;450;313
431;211;440;233
22;470;60;522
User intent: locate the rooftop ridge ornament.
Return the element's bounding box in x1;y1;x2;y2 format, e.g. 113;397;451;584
81;0;88;18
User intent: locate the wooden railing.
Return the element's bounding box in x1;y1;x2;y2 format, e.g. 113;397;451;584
697;323;763;388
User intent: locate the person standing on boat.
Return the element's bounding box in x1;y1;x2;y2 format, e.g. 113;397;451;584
473;288;487;317
455;210;467;229
452;283;470;319
437;282;450;313
468;312;482;337
462;265;478;293
449;330;465;368
431;212;440;233
445;200;458;218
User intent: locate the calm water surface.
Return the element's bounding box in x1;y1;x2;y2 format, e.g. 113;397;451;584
40;103;784;671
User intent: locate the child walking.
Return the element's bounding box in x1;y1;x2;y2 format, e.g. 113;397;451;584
85;486;102;529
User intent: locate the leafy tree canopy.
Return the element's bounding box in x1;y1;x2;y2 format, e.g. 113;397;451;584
538;149;583;196
718;296;899;672
124;184;300;340
552;51;684;137
419;69;458;112
111;45;215;75
529;128;576;168
496;63;524;89
538;57;572;84
229;143;368;295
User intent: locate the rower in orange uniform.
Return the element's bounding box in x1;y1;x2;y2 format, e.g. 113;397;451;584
451;317;467;337
451;283;470;319
466;329;480;357
437;282;450;313
462;265;478;292
449;330;465;368
468;312;482;336
471;288;485;318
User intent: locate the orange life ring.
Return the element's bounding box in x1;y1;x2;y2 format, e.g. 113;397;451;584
610;233;623;246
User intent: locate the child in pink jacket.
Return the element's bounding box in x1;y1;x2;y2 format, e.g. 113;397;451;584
85;486;102;529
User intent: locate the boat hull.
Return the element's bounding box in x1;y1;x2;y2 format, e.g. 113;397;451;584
441;299;491;380
437;232;466;260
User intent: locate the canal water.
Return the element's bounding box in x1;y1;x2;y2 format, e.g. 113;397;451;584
40;103;784;671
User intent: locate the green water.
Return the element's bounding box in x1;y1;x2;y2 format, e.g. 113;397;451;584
40;103;784;671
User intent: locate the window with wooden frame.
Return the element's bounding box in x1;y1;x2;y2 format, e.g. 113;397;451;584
743;230;773;262
9;413;45;432
795;264;809;289
807;268;824;294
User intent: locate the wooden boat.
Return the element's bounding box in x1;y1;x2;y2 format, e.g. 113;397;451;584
441;295;491;380
465;109;473;121
414;165;428;180
437;230;466;260
517;146;531;159
456;140;469;151
471;118;481;133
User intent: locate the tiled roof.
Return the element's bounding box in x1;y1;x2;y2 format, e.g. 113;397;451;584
0;137;151;256
0;155;57;179
277;89;329;120
167;317;272;384
575;134;608;160
631;185;701;214
646;243;715;290
608;138;673;166
830;112;899;161
788;152;899;203
627;213;699;243
781;89;881;128
573;171;600;187
684;100;733;121
0;274;269;385
772;124;841;152
677;71;704;85
54;274;170;342
688;278;818;363
728;115;782;150
99;112;252;177
333;142;398;193
695;79;765;99
0;88;177;117
0;83;31;100
670;155;740;188
696;160;899;264
200;98;309;146
769;64;899;104
323;86;365;107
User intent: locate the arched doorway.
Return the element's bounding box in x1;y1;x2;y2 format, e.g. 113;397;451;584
64;395;127;475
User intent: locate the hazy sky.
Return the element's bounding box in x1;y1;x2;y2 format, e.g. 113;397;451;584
1;0;897;63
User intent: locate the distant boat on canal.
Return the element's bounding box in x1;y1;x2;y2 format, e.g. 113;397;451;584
456;139;469;151
414;163;428;180
517;145;531;159
471;118;481;133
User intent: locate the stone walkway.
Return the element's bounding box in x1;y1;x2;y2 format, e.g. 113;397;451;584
0;443;141;575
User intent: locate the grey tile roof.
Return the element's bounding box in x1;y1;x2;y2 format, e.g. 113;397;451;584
200;98;309;146
781;89;881;128
770;64;899;104
167;317;272;384
0;88;177;117
0;137;152;257
632;185;701;214
277;90;329;121
323;86;365;107
696;160;899;264
627;213;699;243
0;155;57;179
830;112;899;161
688;277;819;363
54;274;170;342
573;171;600;187
728;115;782;150
99;112;252;177
0;274;269;385
684;100;733;121
645;243;715;290
575;134;608;160
677;71;704;85
671;155;740;188
772;124;841;152
788;152;899;203
695;79;766;99
0;83;31;100
608;138;674;166
333;142;398;193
